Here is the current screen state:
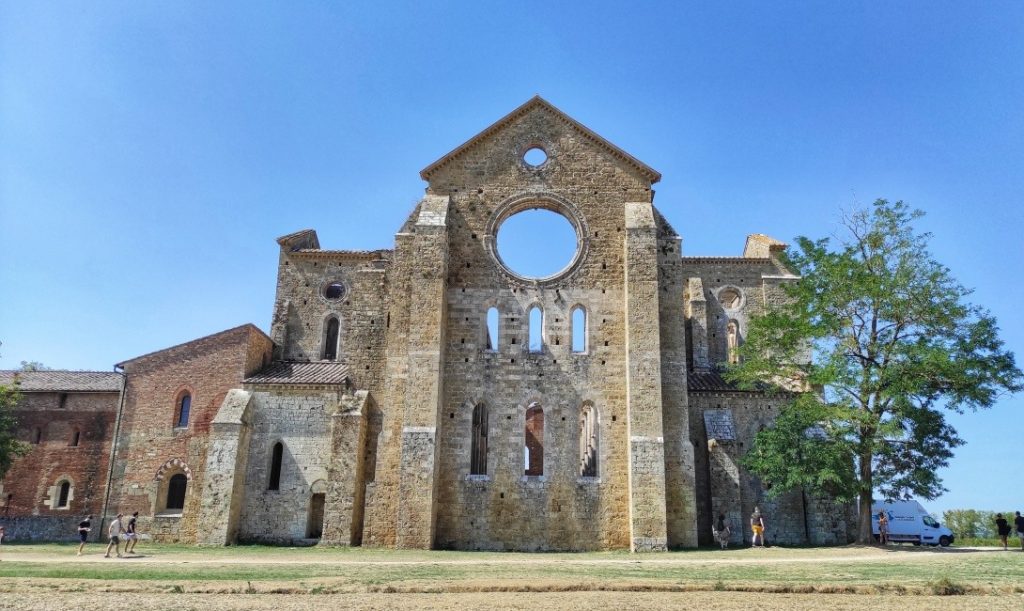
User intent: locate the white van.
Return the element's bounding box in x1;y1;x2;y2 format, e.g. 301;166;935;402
871;500;955;547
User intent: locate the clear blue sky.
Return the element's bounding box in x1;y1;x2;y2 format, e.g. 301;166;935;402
1;2;1021;516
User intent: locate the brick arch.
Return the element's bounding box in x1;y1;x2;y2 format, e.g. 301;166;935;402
154;458;193;482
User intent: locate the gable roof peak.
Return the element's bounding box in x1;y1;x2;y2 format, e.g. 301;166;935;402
420;96;661;183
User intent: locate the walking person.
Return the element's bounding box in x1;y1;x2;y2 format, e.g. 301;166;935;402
104;514;124;558
76;515;92;556
996;513;1011;551
712;513;731;549
1015;511;1024;551
878;510;890;545
124;512;139;554
750;507;765;547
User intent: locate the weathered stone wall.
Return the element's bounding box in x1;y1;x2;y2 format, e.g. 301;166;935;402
2;391;119;524
236;388;337;544
109;325;272;543
422;105;665;551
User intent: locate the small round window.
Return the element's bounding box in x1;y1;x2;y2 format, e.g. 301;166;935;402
523;147;548;167
323;282;346;300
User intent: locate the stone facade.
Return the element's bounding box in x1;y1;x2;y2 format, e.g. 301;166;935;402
1;97;853;549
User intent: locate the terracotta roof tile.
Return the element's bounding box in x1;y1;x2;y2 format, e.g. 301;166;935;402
244;361;351;386
0;370;123;392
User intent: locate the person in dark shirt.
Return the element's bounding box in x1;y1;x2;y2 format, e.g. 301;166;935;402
995;514;1011;550
124;512;139;554
77;515;92;556
1015;511;1024;551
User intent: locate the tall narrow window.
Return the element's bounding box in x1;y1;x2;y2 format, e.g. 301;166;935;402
486;307;499;351
525;403;544;476
268;442;283;490
528;306;543;352
33;428;42;444
57;481;70;508
70;430;80;447
176;394;191;428
571;306;587;353
323;317;340;361
579;404;599;477
166;474;187;511
470;404;488;475
727;320;740;365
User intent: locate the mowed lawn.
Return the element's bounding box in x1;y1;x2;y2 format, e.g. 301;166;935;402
1;543;1022;597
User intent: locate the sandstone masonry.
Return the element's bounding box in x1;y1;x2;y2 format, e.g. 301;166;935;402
1;97;853;549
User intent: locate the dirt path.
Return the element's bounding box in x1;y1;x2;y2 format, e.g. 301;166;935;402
3;590;1022;611
0;545;998;566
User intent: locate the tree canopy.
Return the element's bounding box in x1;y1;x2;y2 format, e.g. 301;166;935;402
730;200;1023;543
0;381;27;480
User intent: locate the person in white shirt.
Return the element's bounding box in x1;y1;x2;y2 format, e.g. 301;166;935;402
104;514;123;558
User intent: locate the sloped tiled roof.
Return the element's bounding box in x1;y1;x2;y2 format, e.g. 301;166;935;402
687;371;745;392
244;361;351;386
0;370;123;392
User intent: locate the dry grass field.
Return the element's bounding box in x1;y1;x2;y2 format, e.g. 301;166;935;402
1;543;1022;610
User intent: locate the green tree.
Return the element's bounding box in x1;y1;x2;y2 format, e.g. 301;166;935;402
731;200;1023;543
19;361;50;371
0;380;28;480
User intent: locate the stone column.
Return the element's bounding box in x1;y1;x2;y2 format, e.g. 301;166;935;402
687;277;711;372
197;389;254;546
623;202;669;552
322;391;370;545
395;194;450;549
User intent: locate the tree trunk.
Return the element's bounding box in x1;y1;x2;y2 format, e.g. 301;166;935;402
858;450;874;544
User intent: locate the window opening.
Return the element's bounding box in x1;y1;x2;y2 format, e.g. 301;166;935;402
486;307;499;351
571;306;587;353
727;320;740;365
70;430;80;447
33;428;42;444
268;442;283;490
323;317;340;361
525;403;544;476
528;306;543;352
57;481;70;508
176;394;191;428
470;404;488;475
166;474;187;511
579;404;599;477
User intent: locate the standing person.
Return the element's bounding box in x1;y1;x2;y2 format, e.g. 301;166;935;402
76;515;92;556
878;510;890;545
713;513;731;549
0;525;5;561
124;512;139;554
104;514;123;558
750;507;765;547
995;513;1011;551
1015;511;1024;551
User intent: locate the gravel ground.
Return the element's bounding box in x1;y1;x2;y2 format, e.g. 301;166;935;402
3;591;1023;611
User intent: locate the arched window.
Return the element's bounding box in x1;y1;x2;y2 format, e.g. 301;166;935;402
323;317;340;361
470;404;488;475
524;403;544;476
176;394;191;428
57;481;71;508
571;306;587;353
727;320;740;365
166;474;187;511
268;442;283;491
70;430;80;447
579;404;599;477
528;306;543;352
486;307;499;351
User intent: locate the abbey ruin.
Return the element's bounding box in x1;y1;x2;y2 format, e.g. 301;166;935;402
1;97;854;550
